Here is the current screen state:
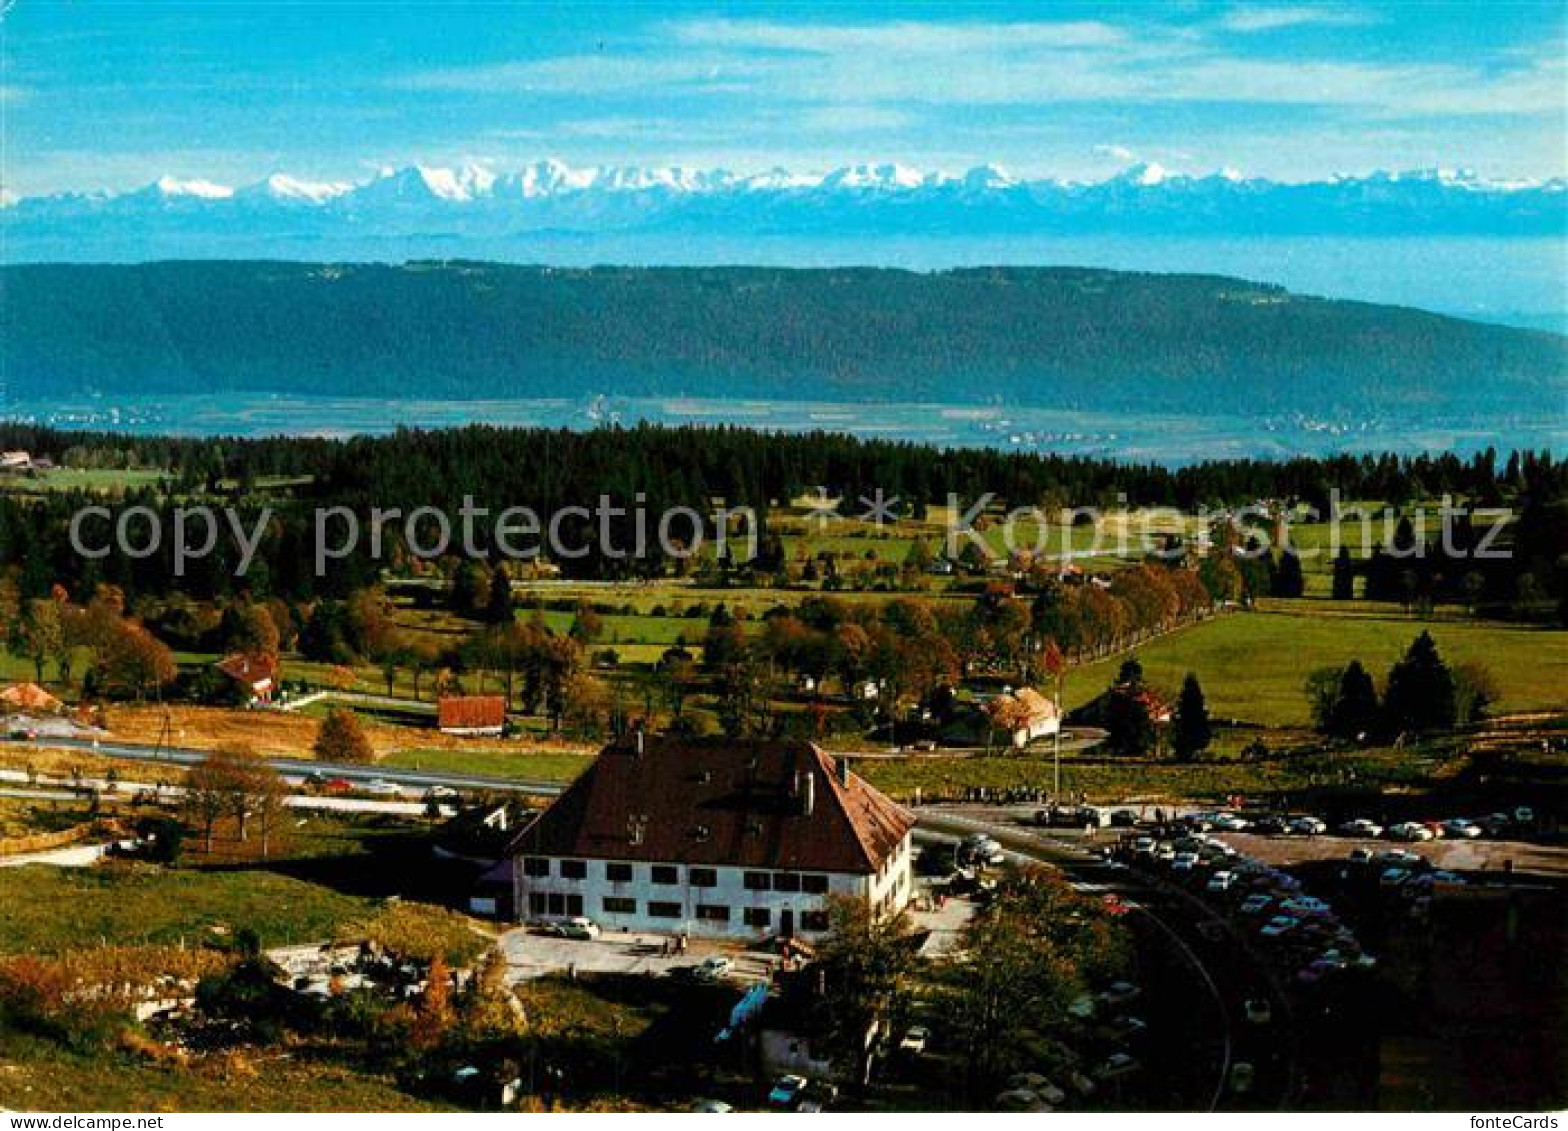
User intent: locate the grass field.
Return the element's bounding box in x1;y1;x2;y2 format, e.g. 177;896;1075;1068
1065;605;1568;727
0;864;378;954
381;746;593;783
0;1033;455;1113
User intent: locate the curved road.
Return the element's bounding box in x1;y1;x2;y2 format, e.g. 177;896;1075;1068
918;807;1293;1112
2;734;565;796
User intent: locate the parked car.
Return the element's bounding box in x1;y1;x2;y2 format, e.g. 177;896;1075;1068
690;1100;735;1113
363;778;404;797
994;1089;1053;1112
322;777;355;794
767;1075;809;1109
1347;847;1375;864
1244;999;1272;1025
1260;915;1299;938
1441;819;1481;839
1206;870;1236;893
1339;819;1383;838
1388;822;1433;842
1213;814;1251;832
1110;809;1139;828
1280;896;1332;917
1238;894;1273;915
1100;981;1141;1006
1095;1053;1140;1080
1108;1015;1147;1041
1252;816;1290;835
1005;1073;1065;1105
898;1026;930;1055
1229;1062;1255;1095
1288;816;1327;836
552;916;602;940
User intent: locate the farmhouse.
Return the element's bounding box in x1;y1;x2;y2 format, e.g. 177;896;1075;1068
508;735;915;940
0;681;64;715
213;652;279;704
985;686;1062;748
438;694;507;737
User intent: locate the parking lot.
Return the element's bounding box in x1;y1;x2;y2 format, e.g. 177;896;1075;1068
498;926;778;983
1213;830;1568;878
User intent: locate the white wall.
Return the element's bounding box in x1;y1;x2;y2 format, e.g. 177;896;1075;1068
513;833;913;940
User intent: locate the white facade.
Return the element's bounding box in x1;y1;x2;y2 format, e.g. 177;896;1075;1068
513;833;914;940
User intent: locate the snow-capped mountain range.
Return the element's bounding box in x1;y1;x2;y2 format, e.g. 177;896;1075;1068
2;160;1563;262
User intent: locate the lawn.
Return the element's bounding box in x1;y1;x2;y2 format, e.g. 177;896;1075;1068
0;1032;455;1113
0;863;378;955
381;746;593;784
1065;606;1568;727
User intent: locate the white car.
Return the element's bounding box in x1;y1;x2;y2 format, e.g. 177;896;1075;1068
1213;814;1251;832
363;778;404;797
1388;822;1433;842
1206;871;1235;893
898;1026;930;1055
694;956;734;981
1442;819;1482;839
1288;816;1327;836
553;916;602;940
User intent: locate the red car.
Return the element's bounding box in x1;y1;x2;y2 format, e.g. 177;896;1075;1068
322;777;355;794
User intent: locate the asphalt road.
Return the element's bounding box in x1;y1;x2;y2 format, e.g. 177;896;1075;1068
1;734;565;796
917;807;1293;1112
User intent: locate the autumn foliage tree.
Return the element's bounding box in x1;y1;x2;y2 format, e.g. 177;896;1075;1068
314;707;375;765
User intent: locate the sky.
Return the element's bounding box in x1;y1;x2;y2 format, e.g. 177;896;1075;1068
1;0;1566;197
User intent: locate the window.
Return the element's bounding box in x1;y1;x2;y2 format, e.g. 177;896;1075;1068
802;874;829;895
689;867;718;888
559;859;587;880
648;901;682;919
743;871;772;891
605;862;633;883
522;857;550;878
651;865;680;885
696;904;730;922
743;908;771;928
528;893;547;915
772;872;801;893
566;894;583;916
546;892;566;915
801;910;830;932
603;896;636;915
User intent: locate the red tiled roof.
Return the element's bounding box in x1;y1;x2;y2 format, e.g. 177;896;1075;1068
0;682;63;714
509;737;914;875
214;652;278;687
438;695;507;730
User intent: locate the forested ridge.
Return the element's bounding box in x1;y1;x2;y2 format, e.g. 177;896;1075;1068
3;262;1562;411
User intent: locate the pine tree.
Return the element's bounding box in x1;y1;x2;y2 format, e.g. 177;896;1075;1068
1331;547;1356;600
1382;631;1456;736
483;563;514;624
1172;673;1211;761
1272;550;1305;598
1328;660;1379;741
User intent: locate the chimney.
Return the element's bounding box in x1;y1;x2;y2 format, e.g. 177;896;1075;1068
802;772;815;817
837;758;851;787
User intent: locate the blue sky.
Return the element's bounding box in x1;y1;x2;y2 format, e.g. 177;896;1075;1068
2;0;1565;196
